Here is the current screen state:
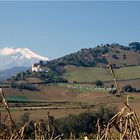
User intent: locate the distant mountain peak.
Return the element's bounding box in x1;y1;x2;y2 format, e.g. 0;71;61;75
0;47;49;61
0;47;49;70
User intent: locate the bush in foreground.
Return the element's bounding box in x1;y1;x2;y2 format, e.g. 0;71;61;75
55;106;117;138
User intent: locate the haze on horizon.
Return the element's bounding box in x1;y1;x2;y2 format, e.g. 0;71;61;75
0;1;140;59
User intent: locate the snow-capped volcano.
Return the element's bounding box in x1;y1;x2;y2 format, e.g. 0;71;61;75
0;47;49;70
0;47;49;60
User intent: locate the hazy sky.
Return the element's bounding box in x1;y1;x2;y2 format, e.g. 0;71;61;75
0;1;140;59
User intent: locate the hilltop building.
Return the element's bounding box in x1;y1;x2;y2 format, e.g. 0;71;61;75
32;63;42;72
31;61;48;72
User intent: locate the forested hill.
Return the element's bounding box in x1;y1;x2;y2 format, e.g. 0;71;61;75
48;46;108;67
47;42;140;68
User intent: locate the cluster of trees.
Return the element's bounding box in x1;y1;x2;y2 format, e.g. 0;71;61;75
32;71;68;83
55;106;117;138
94;81;140;93
112;54;119;59
119;42;140;51
128;42;140;51
122;85;140;93
8;67;68;87
10;83;38;91
112;54;126;60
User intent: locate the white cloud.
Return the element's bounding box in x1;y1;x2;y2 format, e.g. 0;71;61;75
0;47;17;55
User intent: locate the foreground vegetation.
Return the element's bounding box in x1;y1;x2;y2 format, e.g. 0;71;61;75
1;88;140;139
55;106;117;138
1;88;117;139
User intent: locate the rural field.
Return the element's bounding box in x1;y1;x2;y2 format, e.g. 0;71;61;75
1;64;140;123
64;65;140;82
1;78;140;122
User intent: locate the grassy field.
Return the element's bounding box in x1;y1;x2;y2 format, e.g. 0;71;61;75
1;83;140;123
6;95;29;101
64;65;140;82
2;92;140;121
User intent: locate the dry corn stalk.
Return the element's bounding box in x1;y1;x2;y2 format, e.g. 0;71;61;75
46;112;63;140
96;55;140;140
0;89;28;139
97;105;140;140
34;113;63;140
34;122;45;140
69;131;76;140
0;89;18;139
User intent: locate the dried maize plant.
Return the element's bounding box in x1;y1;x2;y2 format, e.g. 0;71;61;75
96;55;140;140
96;105;140;140
46;112;64;140
69;131;76;140
34;112;63;140
0;88;17;139
0;89;28;140
34;122;45;140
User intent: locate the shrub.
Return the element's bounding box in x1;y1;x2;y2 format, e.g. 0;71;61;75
123;54;126;59
55;106;117;139
23;121;36;139
11;83;38;91
21;83;38;91
109;89;117;94
112;54;119;59
95;80;104;87
122;85;135;92
19;112;30;125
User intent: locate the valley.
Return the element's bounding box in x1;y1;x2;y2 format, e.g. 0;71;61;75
0;43;140;139
1;77;140;122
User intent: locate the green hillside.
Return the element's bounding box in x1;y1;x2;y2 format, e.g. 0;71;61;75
47;43;140;69
64;65;140;82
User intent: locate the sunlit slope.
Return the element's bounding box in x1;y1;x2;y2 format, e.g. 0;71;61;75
64;65;140;82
